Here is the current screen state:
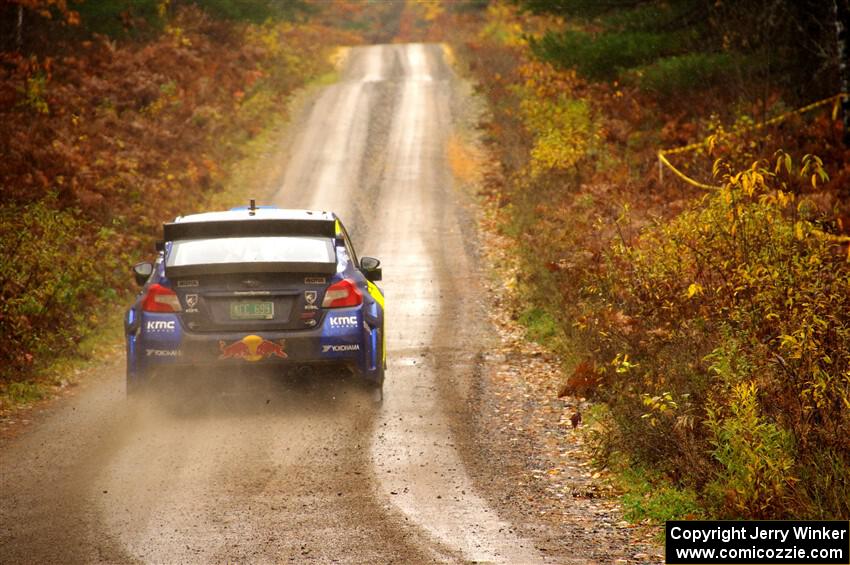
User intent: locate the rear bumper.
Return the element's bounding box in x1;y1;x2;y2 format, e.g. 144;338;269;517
127;307;380;377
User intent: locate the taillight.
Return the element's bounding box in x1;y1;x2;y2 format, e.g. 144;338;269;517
322;278;363;308
141;284;182;312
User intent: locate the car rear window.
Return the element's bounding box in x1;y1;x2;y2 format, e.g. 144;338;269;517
166;236;335;268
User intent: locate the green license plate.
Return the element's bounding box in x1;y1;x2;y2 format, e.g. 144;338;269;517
230;301;274;320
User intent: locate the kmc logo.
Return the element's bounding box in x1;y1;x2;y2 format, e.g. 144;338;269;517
329;316;357;327
146;320;176;332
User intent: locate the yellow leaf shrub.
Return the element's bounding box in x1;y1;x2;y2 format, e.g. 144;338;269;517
586;156;850;517
515;61;596;177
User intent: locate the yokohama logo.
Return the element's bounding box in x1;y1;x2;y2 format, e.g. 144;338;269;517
146;349;181;357
322;344;360;353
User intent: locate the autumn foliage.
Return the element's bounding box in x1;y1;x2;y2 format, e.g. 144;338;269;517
434;1;850;519
589;158;850;518
0;3;361;383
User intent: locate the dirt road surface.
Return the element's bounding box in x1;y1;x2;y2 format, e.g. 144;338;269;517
1;44;656;564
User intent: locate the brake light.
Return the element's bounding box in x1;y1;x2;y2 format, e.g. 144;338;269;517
141;284;182;312
322;278;363;308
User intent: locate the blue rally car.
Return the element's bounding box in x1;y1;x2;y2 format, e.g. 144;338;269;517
124;203;385;395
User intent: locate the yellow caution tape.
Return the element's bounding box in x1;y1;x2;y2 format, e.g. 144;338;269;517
657;152;720;190
659;138;711;157
810;228;850;261
811;228;850;243
758;93;847;129
658;93;848;190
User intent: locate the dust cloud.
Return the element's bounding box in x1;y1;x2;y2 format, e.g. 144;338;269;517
94;367;382;562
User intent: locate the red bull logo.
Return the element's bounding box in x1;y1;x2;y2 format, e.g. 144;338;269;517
218;335;287;361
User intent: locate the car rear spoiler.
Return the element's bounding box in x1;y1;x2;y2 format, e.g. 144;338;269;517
163;218;337;241
165;261;337;278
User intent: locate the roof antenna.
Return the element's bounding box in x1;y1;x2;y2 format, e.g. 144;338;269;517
249;199;256;216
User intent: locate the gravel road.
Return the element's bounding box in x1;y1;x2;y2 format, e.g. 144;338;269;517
0;44;657;564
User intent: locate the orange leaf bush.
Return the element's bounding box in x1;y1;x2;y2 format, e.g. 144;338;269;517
0;5;360;383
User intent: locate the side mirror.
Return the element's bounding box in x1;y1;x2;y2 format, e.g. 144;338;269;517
360;256;382;282
133;262;153;286
155;240;164;252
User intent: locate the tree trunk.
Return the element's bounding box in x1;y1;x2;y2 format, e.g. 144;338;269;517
835;0;850;145
15;3;23;52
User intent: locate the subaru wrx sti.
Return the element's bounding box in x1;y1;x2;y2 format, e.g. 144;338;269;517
124;204;385;395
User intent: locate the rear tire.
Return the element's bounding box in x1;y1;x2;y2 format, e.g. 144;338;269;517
363;379;383;405
126;368;151;397
365;349;384;405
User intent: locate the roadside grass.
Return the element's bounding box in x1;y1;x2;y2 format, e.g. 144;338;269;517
3;382;46;405
0;303;126;412
446;133;485;188
517;306;558;343
309;68;344;89
617;464;703;525
206;107;293;211
582;404;702;538
614;460;704;542
504;211;584;377
209;66;342;212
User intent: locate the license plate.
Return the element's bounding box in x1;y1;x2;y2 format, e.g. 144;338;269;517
230;301;274;320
